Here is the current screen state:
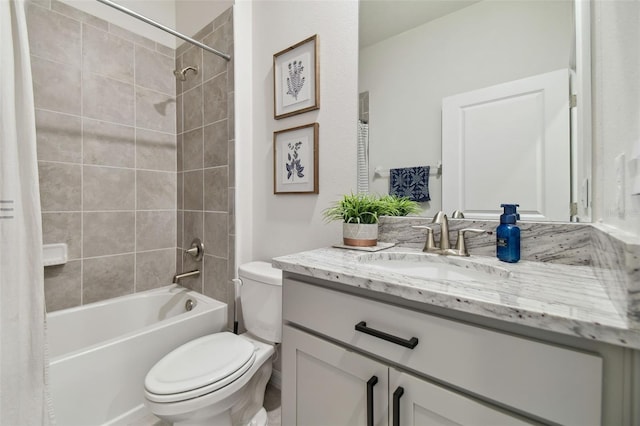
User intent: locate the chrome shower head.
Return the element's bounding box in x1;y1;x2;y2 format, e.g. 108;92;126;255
173;65;199;81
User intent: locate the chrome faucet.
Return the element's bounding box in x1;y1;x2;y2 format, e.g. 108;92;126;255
413;211;485;256
172;269;200;284
412;211;452;254
173;238;205;284
431;211;451;251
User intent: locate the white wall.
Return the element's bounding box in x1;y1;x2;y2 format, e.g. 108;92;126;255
238;0;359;263
175;0;233;41
592;0;640;238
234;0;253;269
58;0;177;47
359;0;572;218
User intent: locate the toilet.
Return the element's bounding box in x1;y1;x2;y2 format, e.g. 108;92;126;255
143;261;282;426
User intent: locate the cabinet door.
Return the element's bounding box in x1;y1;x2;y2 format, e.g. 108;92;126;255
389;369;532;426
283;325;389;426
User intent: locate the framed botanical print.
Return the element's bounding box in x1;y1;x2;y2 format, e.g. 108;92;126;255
273;123;319;194
273;35;319;119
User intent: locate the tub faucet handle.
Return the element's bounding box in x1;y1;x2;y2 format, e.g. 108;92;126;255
185;238;204;262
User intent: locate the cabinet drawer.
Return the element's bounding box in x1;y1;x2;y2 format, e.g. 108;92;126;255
283;278;602;425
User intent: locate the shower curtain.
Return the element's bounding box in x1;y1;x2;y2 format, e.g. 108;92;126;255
0;0;54;424
357;120;369;194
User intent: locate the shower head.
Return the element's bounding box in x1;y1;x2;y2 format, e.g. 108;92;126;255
173;66;199;81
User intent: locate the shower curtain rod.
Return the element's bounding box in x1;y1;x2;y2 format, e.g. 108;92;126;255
96;0;231;61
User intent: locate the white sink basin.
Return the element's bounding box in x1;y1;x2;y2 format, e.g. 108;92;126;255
357;252;511;282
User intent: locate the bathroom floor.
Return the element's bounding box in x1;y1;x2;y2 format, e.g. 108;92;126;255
264;383;282;425
128;384;281;426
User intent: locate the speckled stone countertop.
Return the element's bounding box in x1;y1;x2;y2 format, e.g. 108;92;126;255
273;246;640;350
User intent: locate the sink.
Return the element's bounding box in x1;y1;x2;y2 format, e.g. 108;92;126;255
357;252;512;282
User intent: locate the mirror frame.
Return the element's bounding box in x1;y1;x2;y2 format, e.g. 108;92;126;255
574;0;592;222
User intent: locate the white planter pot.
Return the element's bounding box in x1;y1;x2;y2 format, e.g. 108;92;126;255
343;223;378;247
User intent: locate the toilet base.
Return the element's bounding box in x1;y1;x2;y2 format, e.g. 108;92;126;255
148;335;274;426
247;407;267;426
231;355;272;425
171;406;267;426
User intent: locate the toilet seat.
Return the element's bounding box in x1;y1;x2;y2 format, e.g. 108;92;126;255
145;332;256;403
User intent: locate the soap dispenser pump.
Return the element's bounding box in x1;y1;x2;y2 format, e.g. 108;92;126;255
496;203;520;263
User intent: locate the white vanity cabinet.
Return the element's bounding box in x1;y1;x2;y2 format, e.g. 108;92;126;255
283;325;530;426
282;325;389;426
282;275;606;425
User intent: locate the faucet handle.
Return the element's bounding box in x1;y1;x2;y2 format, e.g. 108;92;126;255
184;238;204;262
454;228;485;256
412;225;436;252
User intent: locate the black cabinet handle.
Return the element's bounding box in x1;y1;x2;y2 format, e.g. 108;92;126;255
355;321;419;349
366;376;378;426
392;386;404;426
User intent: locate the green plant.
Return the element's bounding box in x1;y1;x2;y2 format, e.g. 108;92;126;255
323;194;420;224
379;195;421;216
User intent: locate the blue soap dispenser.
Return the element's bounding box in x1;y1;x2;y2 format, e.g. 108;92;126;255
496;203;520;263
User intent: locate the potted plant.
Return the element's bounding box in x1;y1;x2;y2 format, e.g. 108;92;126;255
323;194;420;247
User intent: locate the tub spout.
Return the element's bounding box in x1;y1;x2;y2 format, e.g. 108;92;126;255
172;269;200;284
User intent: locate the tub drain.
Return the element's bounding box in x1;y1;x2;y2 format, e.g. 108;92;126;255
185;299;195;311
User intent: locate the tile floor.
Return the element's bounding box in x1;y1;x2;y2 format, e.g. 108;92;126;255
130;383;281;426
264;384;282;425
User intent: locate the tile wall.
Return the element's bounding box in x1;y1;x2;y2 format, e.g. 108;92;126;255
27;0;177;311
174;9;236;324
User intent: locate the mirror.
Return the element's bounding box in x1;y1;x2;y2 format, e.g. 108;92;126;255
358;0;591;222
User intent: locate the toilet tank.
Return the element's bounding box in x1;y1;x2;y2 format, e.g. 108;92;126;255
238;261;283;343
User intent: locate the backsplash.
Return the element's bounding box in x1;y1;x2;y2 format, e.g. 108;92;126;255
591;225;640;328
379;216;640;328
28;0;177;311
379;216;593;265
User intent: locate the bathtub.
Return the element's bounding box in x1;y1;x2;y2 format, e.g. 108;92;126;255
47;285;227;425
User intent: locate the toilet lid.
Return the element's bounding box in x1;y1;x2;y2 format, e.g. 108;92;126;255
145;332;256;402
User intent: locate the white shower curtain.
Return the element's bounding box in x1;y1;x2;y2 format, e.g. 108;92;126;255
357;120;369;194
0;0;54;424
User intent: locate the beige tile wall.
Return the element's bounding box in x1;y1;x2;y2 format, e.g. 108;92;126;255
27;0;177;312
175;9;235;326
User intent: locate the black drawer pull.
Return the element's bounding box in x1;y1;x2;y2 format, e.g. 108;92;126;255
366;376;378;426
355;321;419;349
392;386;404;426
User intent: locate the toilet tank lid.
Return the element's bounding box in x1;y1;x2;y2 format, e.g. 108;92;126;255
239;261;282;286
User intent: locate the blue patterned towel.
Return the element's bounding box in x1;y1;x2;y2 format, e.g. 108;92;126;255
389;166;430;202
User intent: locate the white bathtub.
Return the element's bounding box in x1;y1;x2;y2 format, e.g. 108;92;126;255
47;285;227;426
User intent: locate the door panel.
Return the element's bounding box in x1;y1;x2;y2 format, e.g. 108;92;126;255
390;369;531;426
442;69;570;221
282;325;389;426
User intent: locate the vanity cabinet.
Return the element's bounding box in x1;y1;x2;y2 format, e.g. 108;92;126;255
282;275;606;425
283;325;529;425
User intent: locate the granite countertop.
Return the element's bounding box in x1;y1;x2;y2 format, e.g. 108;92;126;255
273;246;640;350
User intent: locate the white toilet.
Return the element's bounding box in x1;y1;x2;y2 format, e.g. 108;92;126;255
144;261;282;426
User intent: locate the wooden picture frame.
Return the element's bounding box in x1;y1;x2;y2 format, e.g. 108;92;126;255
273;35;319;119
274;123;319;194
